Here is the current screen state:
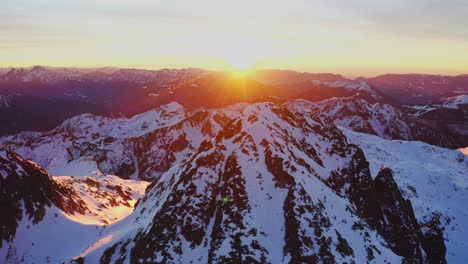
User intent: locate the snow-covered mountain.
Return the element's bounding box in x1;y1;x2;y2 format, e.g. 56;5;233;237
441;94;468;109
0;66;204;85
286;93;411;141
79;102;393;263
342;128;468;263
64;101;463;263
404;94;468;116
1;80;467;262
286;90;467;148
0;145;148;263
0;102;242;181
401;94;468;137
2;101;459;263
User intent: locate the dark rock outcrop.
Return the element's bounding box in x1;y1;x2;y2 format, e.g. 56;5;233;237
373;168;447;263
0;145;87;247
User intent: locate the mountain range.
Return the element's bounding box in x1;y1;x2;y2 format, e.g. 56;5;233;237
1;67;467;263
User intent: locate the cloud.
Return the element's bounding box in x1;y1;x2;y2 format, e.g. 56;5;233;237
319;0;468;40
3;0;467;41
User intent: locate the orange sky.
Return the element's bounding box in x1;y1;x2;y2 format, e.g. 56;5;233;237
2;0;468;76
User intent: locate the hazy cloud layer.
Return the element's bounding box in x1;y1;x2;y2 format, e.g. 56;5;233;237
3;0;467;41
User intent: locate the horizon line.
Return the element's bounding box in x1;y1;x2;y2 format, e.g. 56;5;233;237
1;64;467;79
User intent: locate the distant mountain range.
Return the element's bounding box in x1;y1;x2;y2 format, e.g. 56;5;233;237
1;67;467;146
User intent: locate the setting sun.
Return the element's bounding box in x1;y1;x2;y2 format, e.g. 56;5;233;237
230;70;247;79
229;66;252;79
224;53;257;70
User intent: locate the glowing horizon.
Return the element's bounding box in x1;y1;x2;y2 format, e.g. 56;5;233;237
2;0;468;77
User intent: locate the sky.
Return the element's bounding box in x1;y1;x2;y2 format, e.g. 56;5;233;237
1;0;468;76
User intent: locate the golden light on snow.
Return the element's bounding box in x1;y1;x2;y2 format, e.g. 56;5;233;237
54;174;150;226
79;235;113;258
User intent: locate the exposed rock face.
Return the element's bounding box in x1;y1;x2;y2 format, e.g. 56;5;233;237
0;145;87;247
326;146;383;228
0;99;458;263
419;214;447;264
374;168;424;262
373;168;447;264
93;102;427;263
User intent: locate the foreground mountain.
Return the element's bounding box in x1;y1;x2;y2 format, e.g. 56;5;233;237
0;145;148;263
1;96;467;262
343;128;468;263
59;101;463;263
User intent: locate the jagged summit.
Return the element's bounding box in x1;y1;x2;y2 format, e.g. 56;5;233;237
64;102;451;263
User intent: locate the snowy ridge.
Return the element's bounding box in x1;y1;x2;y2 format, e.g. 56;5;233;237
324;80;373;92
405;94;468;116
285;96;412;141
0;66;204;85
442;94;468;109
285;93;467;148
59;101;186;139
0;102;246;181
0;102;187;180
77;102;443;263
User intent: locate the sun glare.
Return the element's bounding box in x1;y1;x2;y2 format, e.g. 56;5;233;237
225;54;256;70
222;47;260;79
231;69;249;79
225;57;255;79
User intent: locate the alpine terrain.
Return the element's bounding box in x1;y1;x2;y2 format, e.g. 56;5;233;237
0;69;467;264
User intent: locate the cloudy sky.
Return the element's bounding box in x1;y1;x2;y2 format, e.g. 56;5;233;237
1;0;467;76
